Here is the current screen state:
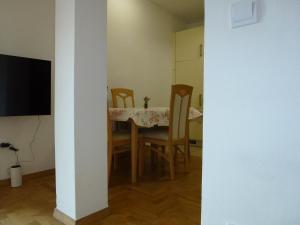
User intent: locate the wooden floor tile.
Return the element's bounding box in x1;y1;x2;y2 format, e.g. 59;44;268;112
0;156;201;225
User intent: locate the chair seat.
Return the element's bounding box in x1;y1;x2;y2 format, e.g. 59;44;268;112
112;131;131;141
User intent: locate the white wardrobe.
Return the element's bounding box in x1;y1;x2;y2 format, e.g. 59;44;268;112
174;26;204;145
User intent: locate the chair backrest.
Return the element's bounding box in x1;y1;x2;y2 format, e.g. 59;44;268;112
111;88;135;108
169;84;193;142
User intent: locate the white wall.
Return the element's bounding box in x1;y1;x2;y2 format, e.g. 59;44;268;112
108;0;186;107
186;22;203;29
55;0;76;218
0;0;55;180
55;0;108;220
74;0;108;219
202;1;300;225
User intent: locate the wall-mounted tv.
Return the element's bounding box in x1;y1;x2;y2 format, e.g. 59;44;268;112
0;54;51;117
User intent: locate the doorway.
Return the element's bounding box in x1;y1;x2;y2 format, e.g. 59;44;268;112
107;0;204;224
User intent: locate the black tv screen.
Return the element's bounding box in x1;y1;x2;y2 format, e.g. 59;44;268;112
0;54;51;116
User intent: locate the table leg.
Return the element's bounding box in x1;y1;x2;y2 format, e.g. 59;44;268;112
131;120;138;183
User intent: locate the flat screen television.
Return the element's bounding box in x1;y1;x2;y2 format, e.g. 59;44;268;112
0;54;51;117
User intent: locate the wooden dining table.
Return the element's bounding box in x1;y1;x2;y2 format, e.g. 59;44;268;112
109;107;202;183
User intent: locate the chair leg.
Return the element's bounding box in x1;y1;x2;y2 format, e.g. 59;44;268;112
187;142;191;162
108;144;113;184
184;140;190;173
161;146;165;173
168;145;175;180
139;139;145;177
113;153;119;171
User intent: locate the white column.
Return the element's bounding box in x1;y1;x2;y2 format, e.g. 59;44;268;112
55;0;107;221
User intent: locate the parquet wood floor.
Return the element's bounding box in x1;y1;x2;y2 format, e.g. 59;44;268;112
0;155;201;225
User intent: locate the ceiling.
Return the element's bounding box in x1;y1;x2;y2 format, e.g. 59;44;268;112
149;0;204;24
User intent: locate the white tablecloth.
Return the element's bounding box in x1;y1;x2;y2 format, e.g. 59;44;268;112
109;107;202;128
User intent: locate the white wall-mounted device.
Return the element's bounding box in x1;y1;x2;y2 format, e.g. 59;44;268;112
231;0;258;28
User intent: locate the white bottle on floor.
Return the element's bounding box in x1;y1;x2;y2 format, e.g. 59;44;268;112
10;165;22;188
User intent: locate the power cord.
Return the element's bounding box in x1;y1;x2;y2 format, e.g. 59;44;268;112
19;115;41;163
0;115;41;164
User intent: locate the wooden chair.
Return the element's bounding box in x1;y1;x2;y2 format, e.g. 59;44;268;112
110;88;135;169
108;113;131;183
111;88;135;108
139;84;193;180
